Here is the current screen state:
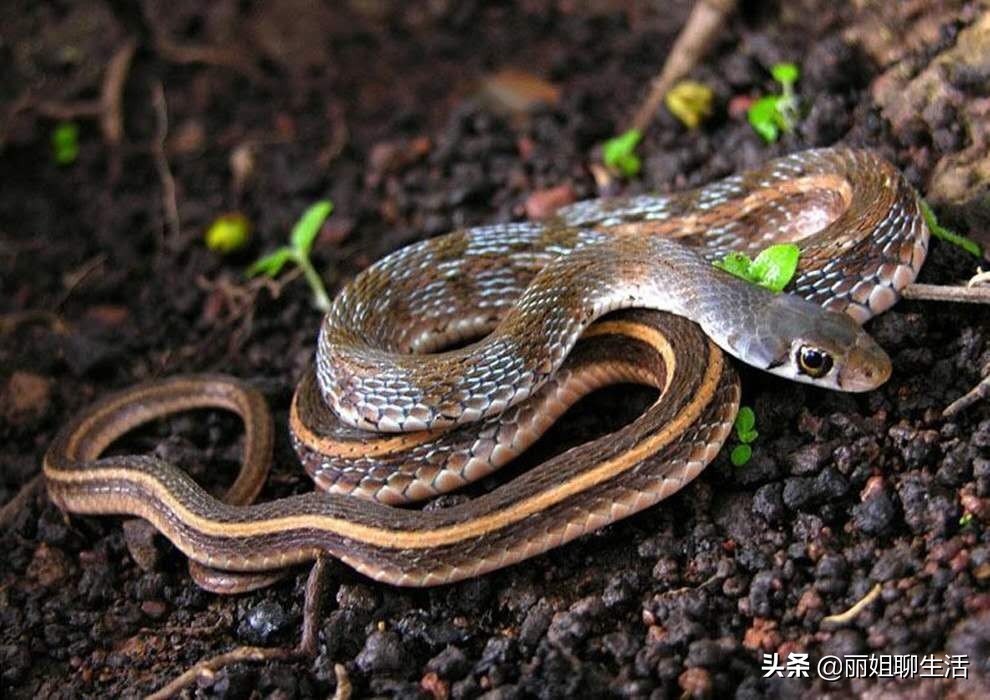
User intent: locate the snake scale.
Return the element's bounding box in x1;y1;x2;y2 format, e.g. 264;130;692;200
45;147;929;586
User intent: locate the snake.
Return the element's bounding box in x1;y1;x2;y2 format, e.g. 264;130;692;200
44;147;929;587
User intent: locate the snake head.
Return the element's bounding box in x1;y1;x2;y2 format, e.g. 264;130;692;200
729;294;891;392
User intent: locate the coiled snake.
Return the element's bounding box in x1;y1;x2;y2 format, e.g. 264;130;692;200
45;147;928;587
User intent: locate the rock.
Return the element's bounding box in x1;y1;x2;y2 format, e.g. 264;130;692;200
368;137;431;182
599;631;639;663
852;478;898;536
519;600;553;648
946;610;990;678
121;519;162;572
897;473;960;537
1;371;51;424
546;596;604;650
871;9;990;239
426;645;470;680
685;639;725;668
782;468;848;510
821;629;865;658
814;554;849;596
238;601;289;645
420;671;449;700
355;630;408;674
524;184;576;220
787;442;833;475
336;583;380;612
140;600;167;619
678;666;712;698
742;618;780;652
753;483;785;523
602;571;638;608
870;546;915;582
26;543;72;587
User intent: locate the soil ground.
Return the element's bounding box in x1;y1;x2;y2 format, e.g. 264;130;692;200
1;1;988;698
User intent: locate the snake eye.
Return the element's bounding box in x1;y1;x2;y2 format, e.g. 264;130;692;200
796;346;834;378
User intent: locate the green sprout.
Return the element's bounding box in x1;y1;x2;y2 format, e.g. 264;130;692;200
664;80;714;130
248;200;334;311
730;406;759;466
602;129;643;178
205;212;252;254
51;121;79;165
747;62;801;143
920;200;981;258
713;243;800;293
959;512;974;528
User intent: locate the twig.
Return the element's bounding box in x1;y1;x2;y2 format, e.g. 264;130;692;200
944;377;990;418
147;646;297;700
195;270;301;352
318;102;350;168
55;254;108;310
151;82;181;246
966;270;990;287
151;36;265;84
33;100;101;121
148;556;331;700
628;0;737;134
332;663;352;700
1;93;39;147
0;310;70;335
822;583;882;625
901;283;990;304
0;474;44;530
100;39;138;147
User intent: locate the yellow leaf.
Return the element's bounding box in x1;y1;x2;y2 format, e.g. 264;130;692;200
664;80;715;130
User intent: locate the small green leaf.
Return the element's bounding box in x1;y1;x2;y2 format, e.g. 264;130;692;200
616;152;641;177
713;251;757;281
959;512;974;528
739;430;759;444
51;121;80;165
603;129;643;178
247;247;294;278
716;245;800;293
750;243;800;292
920;199;981;258
205;212;252;254
747;96;781;143
735;406;755;434
290;200;334;254
735;406;759;443
771;62;799;87
730;444;753;467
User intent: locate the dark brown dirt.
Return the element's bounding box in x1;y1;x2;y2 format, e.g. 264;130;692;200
2;1;989;698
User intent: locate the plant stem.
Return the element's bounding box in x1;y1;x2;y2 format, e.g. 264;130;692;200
295;253;331;312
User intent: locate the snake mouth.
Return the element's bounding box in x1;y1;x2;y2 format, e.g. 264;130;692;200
837;334;892;391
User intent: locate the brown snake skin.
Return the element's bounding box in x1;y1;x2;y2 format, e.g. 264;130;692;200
45;147;929;586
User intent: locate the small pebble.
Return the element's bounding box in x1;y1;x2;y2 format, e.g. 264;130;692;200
355;630;408;674
238;601;289;645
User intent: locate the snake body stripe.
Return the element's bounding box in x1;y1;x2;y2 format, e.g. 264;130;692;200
291;320;676;504
46;312;735;586
44;147;929;587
